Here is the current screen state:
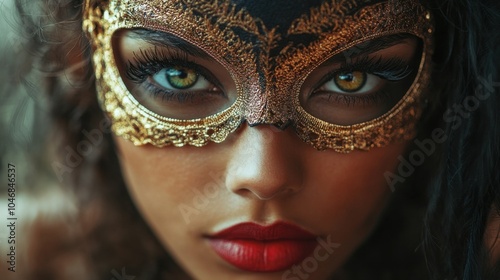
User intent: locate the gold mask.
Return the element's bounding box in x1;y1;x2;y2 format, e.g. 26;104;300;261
83;0;434;152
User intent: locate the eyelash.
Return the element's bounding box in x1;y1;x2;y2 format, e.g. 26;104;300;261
125;47;223;103
126;48;414;107
313;56;414;106
337;56;413;81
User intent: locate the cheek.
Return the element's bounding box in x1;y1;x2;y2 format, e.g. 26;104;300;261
299;141;407;239
113;137;219;238
115;137;233;243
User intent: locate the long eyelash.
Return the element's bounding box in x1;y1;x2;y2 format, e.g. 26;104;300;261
124;47;225;103
126;46;196;83
311;56;415;106
337;56;413;81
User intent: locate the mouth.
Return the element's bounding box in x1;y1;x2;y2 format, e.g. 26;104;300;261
205;221;317;272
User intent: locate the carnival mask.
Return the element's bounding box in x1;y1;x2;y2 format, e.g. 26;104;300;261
83;0;434;152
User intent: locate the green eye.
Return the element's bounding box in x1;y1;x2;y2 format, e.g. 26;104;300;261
164;66;198;89
334;71;367;92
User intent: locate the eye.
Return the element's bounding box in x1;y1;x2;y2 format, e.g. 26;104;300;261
316;71;384;95
334;71;366;92
155;66;199;89
151;66;217;91
116;38;238;120
299;35;423;125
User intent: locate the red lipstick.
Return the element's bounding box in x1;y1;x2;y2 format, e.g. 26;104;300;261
206;222;317;272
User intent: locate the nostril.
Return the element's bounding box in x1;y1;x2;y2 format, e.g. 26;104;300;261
232;184;301;201
232;188;277;200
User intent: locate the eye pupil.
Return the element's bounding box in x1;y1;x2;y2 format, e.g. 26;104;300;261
334;71;367;92
165;67;198;89
339;73;354;82
178;72;187;79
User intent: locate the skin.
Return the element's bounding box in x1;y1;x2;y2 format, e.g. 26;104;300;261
114;129;407;280
111;26;420;280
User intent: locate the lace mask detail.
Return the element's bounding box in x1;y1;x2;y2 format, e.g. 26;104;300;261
83;0;434;152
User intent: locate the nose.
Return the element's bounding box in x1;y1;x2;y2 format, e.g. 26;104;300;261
225;124;304;200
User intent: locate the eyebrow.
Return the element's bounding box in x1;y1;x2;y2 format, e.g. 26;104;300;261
127;29;214;60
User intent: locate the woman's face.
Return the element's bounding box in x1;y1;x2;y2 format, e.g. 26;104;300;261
103;1;426;279
112;35;419;280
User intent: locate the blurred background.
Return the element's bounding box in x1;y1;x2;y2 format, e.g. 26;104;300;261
0;0;80;278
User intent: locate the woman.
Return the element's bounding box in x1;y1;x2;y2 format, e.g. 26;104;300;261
5;0;500;279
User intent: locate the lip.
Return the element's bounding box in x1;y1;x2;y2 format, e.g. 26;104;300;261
206;222;317;272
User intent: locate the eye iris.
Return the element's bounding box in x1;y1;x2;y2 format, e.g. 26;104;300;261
165;67;198;89
334;71;367;92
